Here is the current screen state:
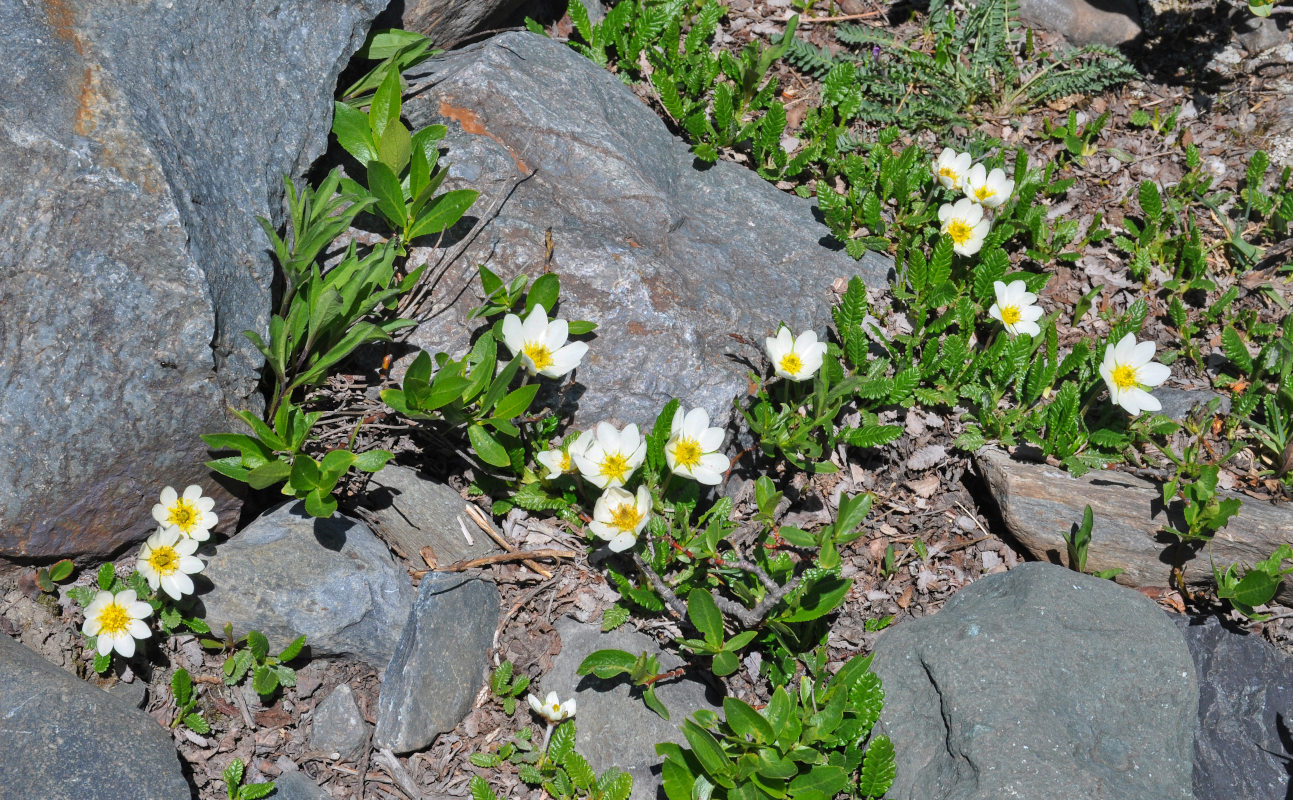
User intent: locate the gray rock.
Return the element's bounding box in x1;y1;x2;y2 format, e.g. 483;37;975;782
1235;13;1287;55
0;633;191;799
544;616;722;800
399;0;533;49
871;562;1196;800
311;684;370;762
364;466;502;565
199;502;415;668
373;572;500;753
1154;387;1230;422
269;768;332;800
1012;0;1141;45
0;0;385;558
403;32;891;428
1172;614;1293;800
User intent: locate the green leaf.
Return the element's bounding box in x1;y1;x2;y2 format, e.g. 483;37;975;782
780;574;851;622
49;559;74;582
246;630;270;662
648;398;681;475
1220;569;1282;607
353;449;394;472
366;159;408;232
687;589;725;648
526;273;561;315
491;383;539;422
184;713;211;735
246;458;291;490
1221;326;1253;374
856;735;897;798
577;648;637;678
643;685;671;721
239;782;275;800
682;721;735;782
369;66;402;140
277;634;307;662
224;759;245;796
97;563;115;591
723;697;774;743
712;650;739;677
790;766;847;797
468;424;511;468
251;664;279;697
407;189;479;240
171;668;193;705
469;775;498;800
304;488;338;518
1138;180;1163;222
92;650;111;674
602;605;630;632
376;119;412;175
332;101;377;165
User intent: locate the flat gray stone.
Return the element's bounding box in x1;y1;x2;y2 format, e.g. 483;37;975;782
871;562;1196;800
0;633;190;798
269;768;332;800
0;0;384;558
374;572;500;753
364;466;502;565
399;0;530;48
403;32;891;429
1173;614;1293;800
544;616;722;800
1154;387;1230;422
199;502;415;668
1012;0;1141;45
310;684;370;762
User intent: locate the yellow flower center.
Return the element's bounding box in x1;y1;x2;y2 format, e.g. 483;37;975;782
939;166;959;183
779;352;803;376
608;502;643;533
97;602;131;636
558;451;573;472
1000;304;1021;325
946;219;972;245
147;545;180;576
549;702;561;714
166;499;198;534
523;341;554;372
974;185;996;202
599;453;631;484
673;438;703;470
1111;364;1139;391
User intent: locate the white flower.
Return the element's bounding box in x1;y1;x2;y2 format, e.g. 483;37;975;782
988;280;1043;337
574;422;647;489
932;148;973;190
152;485;218;541
528;691;576;723
665;407;730;485
136;527;205;600
962;164;1015;208
501;308;588;379
764;326;828;382
937;198;990;257
588;486;651;552
82;589;152;658
536;431;594;478
1099;333;1171;416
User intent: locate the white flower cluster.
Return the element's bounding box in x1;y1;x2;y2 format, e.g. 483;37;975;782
931;148;1015;257
84;485;217;658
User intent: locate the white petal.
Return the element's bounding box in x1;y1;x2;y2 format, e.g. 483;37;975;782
1016;320;1042;337
681;407;709;437
179;555;204;574
159;486;178;506
128;601;153;619
182;485;203;501
116;589;137;605
1113;334;1138;362
1020;305;1044;322
1138;361;1171;387
544;317;570;350
541;342;586;378
697;427;725;452
501;314;524;352
521;308;549;343
528;694;543;714
96;633;114;656
988;303;1003;323
113;634;136;659
608;533;636;552
1130;339;1157;366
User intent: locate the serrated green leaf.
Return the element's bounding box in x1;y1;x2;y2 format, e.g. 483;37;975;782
251;665;279;697
857;735;896;798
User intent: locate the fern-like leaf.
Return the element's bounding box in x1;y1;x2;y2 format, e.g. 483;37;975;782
857;735;897;799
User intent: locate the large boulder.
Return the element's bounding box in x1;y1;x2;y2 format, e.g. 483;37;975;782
402;31;892;428
0;633;191;798
0;0;385;559
871;562;1196;800
398;0;530;49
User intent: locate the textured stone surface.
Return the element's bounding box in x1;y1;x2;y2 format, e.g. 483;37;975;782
871;562;1196;800
977;447;1293;603
310;684;370;762
1173;614;1293;800
374;572;500;753
544;616;722;800
399;0;531;49
199;502;415;668
364;466;502;565
402;32;891;428
1013;0;1141;45
270;767;333;800
0;0;385;558
0;633;190;798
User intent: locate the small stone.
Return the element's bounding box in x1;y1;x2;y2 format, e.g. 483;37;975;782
544;616;723;800
1153;387;1230;421
373;572;500;753
364;467;502;566
311;684;370;762
199;501;416;669
0;634;191;798
269;767;333;800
